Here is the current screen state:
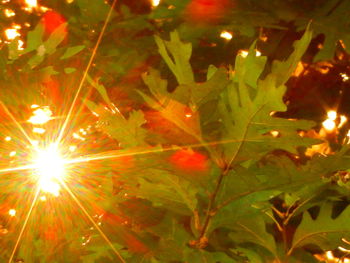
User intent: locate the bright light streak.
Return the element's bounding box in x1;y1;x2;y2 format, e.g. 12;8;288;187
28;107;52;124
327;110;337;121
33;144;65;196
8;209;16;217
9;151;16;157
220;30;233;40
339;246;350;252
322;119;336;131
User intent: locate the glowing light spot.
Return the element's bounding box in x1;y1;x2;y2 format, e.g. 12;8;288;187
185;113;192;118
238;49;261;58
73;132;85;141
220;30;232;40
151;0;160;7
33;144;65;196
40;196;47;201
339;115;347;128
17;39;24;50
33;127;46;134
8;209;16;217
326;251;334;260
69;145;77;152
327;110;337;121
341;73;349;82
270;131;279;137
28;107;52;124
339;246;350;252
4;9;15;17
31;104;39;109
5;27;20;40
24;0;38;11
9;151;16;157
66;0;74;3
79;128;87;135
31;140;39;147
323;119;336;131
4;136;11;141
39;6;49;12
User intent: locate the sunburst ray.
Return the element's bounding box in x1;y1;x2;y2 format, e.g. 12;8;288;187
0;101;33;146
59;180;126;263
56;0;118;145
8;187;40;263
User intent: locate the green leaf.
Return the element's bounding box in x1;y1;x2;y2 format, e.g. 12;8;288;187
139;72;202;141
219;27;316;166
290;203;350;255
184;248;235;263
154;31;194;85
173;66;230;108
60;45;85;60
271;23;312;86
25;23;44;53
76;0;112;23
295;1;350;61
44;23;67;55
87;74;112;105
229;214;278;259
64;67;77;74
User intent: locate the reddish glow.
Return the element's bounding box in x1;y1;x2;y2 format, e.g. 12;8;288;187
170;149;208;172
42;11;67;34
186;0;230;24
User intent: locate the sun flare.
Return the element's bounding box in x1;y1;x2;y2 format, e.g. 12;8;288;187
33;144;65;196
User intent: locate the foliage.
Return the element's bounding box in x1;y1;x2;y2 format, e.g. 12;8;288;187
1;1;350;263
